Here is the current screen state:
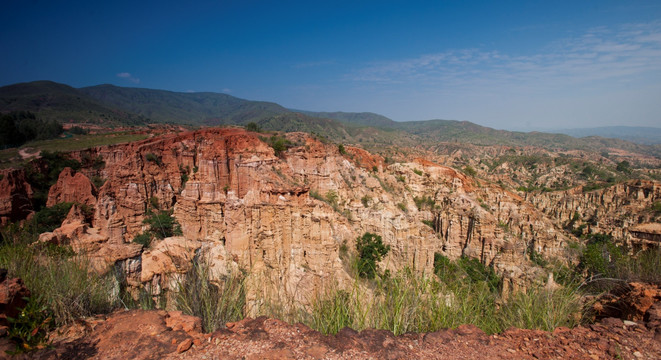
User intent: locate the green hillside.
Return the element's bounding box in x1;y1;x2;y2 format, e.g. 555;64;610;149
295;110;397;128
0;81;146;125
1;80;659;159
80;84;289;125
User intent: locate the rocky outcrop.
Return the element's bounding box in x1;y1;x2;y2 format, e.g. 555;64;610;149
34;128;577;309
46;167;97;208
0;168;33;225
528;180;660;242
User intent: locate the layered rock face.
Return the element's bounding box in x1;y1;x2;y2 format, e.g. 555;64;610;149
528;180;660;243
32;127;654;309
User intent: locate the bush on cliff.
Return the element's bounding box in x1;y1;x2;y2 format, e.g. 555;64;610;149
356;232;390;279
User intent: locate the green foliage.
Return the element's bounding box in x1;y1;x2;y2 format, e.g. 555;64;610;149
304;267;586;336
616;161;631;173
338;144;347;155
80;152;105;170
396;175;406;183
175;257;245;332
29;202;74;234
397;202;407;212
91;176;106;189
263;135;292;156
325;190;339;207
421;219;435;229
68;126;88;135
356;233;390;279
132;232;152;248
0;111;63;149
579;234;661;287
145;152;162;166
413;195;435;210
6;295;53;353
142;209;182;240
434;254;500;293
413;169;423;176
149;196;159;210
25;151;81;211
0;234;118;326
498;286;586;331
360;195;371;207
244;122;262;132
651;201;661;214
372;165;378;172
463;165;477;177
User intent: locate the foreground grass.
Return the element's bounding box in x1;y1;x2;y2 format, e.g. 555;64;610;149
297;269;586;336
0;236;118;326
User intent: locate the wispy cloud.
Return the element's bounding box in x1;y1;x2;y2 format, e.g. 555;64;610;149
349;22;661;94
221;88;232;93
116;72;140;84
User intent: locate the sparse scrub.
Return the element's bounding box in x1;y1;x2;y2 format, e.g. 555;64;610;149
413;195;435;210
463;165;477;177
262;135;292;157
145;152;162;166
413;169;423;176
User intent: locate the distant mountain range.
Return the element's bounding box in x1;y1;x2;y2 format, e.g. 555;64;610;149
1;80;659;157
553;127;661;145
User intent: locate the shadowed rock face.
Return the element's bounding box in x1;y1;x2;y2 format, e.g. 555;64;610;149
46;167;97;208
6;127;655;310
0;168;33;225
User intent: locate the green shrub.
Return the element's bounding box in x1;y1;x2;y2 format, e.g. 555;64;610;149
132;232;152;248
6;295;53;353
175;257;245;332
652;201;661;214
413;195;435;210
143;210;182;239
397;202;407;212
413;169;423;176
338;144;347;155
325;190;339;207
30;202;73;234
145;153;162;166
360;195;371;207
245;122;262;132
463;165;477;177
25;151;81;211
356;232;390;279
263;135;292;156
396;175;406;183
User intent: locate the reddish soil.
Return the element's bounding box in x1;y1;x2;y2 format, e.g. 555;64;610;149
10;310;658;360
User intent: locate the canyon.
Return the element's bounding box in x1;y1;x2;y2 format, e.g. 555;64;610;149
1;127;659;312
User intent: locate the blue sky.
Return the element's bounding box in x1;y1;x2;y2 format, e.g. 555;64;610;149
1;0;660;130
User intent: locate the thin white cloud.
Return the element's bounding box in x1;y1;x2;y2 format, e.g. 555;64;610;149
116;72;140;84
349;22;661;93
221;88;232;93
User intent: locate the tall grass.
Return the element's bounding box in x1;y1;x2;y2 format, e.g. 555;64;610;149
299;267;587;336
0;236;118;325
174;256;246;332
